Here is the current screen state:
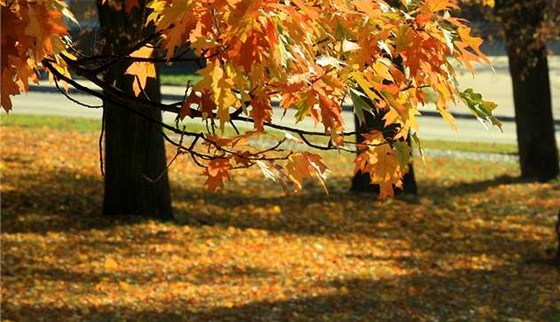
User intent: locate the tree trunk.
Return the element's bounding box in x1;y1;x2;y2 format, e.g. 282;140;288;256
505;42;559;181
97;0;173;220
350;113;417;195
500;2;559;181
556;209;560;261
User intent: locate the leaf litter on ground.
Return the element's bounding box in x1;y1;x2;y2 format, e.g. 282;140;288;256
1;125;559;321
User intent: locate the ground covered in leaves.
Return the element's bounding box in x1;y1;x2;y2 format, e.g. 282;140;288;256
1;121;560;321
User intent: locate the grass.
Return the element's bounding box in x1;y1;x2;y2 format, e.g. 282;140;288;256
417;139;518;155
0;114;241;136
1;114;521;155
160;73;203;86
1;120;559;321
0;114;102;133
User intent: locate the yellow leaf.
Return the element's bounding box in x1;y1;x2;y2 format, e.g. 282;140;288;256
104;257;118;270
211;62;238;130
352;72;380;103
437;104;457;132
125;46;156;97
119;281;130;290
355;142;404;199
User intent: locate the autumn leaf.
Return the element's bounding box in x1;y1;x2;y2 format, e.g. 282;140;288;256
104;257;119;270
125;46;157;97
1;0;71;110
256;160;291;192
3;0;501;199
287;152;330;193
204;158;231;192
355;132;404;198
251;91;273;132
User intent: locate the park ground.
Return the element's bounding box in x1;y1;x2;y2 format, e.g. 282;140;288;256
1;115;560;321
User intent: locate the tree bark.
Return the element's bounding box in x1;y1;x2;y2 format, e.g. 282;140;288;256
504;41;559;181
556;209;560;261
499;1;559;181
350;113;417;195
97;0;173;220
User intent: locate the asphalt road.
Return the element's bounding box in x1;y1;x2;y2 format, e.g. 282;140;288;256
7;90;534;145
7;56;560;145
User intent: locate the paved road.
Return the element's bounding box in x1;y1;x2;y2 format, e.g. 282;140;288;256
8;90;543;145
7;56;560;145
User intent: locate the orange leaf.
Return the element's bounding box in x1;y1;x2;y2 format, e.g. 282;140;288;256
287;152;329;193
251;92;273;132
204;158;231;192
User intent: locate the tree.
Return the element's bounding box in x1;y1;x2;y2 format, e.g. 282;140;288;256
461;0;559;181
496;0;559;181
1;0;502;200
461;0;559;264
95;0;173;220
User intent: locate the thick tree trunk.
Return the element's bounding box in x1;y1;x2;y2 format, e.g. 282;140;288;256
350;113;417;195
500;2;559;181
505;42;559;181
97;0;173;220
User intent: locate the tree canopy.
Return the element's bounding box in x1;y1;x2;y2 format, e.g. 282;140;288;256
1;0;501;197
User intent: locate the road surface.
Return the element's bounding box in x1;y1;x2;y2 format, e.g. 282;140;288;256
6;56;560;145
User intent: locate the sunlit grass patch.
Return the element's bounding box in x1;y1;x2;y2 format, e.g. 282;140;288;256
1;114;102;132
160;73;203;86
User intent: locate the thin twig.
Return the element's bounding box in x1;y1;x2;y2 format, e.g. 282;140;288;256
143;150;182;183
54;78;103;108
99;108;106;176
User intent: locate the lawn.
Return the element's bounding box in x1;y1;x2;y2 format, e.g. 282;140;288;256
160;73;203;86
1;117;559;321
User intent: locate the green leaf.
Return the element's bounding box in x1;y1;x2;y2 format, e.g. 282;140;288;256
293;95;312;123
411;132;425;162
395;26;413;52
335;23;353;40
459;88;502;131
394;141;411;167
349;88;373;126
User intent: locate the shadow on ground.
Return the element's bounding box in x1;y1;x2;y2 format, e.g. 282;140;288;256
2;166;559;322
5;268;560;321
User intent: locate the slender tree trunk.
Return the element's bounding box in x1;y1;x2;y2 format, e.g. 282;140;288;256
351;113;417;195
499;1;559;181
97;0;173;220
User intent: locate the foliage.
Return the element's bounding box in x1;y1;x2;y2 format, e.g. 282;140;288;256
460;0;560;59
0;0;73;110
1;0;501;197
2;123;560;321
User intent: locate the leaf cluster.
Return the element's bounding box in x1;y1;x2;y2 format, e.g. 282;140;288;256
2;0;502;197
